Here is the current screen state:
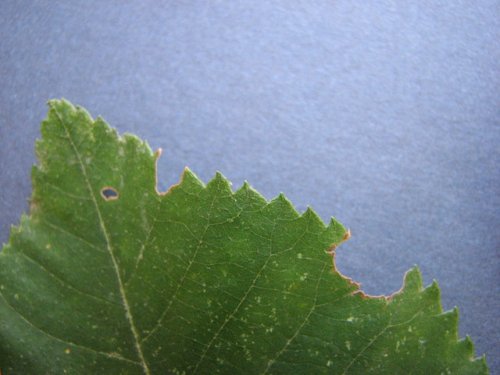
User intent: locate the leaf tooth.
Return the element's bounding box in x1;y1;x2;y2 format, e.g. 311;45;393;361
73;103;93;124
327;216;347;234
180;167;205;189
122;133;152;156
235;181;251;194
452;331;489;373
439;306;459;325
456;335;475;359
476;356;489;374
418;280;442;314
427;280;440;296
267;193;300;219
1;214;29;256
301;206;326;231
34;139;46;170
321;217;348;250
92;115;154;161
157;167;204;197
93;117;119;141
234;181;267;207
402;267;424;295
214;171;227;182
206;171;233;194
432;308;460;344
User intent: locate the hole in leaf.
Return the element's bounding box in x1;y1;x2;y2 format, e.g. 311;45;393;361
100;187;119;201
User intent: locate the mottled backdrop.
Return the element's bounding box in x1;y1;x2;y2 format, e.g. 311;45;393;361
1;1;498;370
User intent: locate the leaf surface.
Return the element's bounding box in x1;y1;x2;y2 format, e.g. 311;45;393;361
0;100;488;374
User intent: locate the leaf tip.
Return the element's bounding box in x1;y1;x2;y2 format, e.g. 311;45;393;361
47;98;77;116
46;98;64;108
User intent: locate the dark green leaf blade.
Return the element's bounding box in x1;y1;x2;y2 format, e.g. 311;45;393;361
0;100;488;374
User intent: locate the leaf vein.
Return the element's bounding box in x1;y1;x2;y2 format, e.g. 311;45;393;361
54;107;151;375
141;193;219;344
40;218;105;254
17;250;119;306
262;263;328;374
0;290;140;366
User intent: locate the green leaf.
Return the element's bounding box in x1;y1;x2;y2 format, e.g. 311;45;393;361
0;100;488;374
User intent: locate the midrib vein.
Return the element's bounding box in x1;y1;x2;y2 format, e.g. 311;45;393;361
57;112;151;375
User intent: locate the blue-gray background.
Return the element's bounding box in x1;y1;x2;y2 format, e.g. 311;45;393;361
1;1;498;371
